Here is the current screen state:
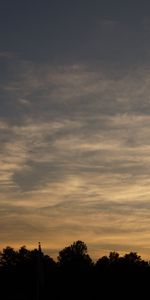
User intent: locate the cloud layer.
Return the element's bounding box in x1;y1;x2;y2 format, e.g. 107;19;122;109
1;52;150;259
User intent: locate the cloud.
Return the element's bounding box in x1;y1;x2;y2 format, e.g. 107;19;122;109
98;18;120;32
0;51;16;60
1;56;150;257
1;56;150;124
1;196;150;258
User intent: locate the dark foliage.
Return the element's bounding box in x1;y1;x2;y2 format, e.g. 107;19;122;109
0;240;150;299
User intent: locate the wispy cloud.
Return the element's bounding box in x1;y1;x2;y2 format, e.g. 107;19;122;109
1;56;150;258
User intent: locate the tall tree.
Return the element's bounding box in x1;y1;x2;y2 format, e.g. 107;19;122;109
58;240;92;270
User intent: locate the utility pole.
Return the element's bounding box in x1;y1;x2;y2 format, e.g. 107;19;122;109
36;242;44;300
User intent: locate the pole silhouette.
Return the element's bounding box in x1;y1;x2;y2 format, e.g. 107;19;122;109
36;242;45;300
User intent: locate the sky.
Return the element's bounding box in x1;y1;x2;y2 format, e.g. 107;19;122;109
1;0;150;260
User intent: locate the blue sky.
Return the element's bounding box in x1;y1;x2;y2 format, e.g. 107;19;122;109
1;0;150;259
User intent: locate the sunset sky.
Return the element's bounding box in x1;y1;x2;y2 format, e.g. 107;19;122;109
1;0;150;260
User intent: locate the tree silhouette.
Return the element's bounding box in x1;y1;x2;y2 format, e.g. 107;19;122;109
0;241;150;299
58;240;92;270
0;246;18;267
109;251;119;263
95;255;110;269
123;252;142;264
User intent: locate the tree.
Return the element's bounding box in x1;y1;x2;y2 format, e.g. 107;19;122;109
123;252;141;264
95;255;110;269
122;252;148;270
109;251;119;263
58;240;92;270
0;246;18;267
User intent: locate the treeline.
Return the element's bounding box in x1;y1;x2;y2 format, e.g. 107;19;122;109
0;240;150;299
